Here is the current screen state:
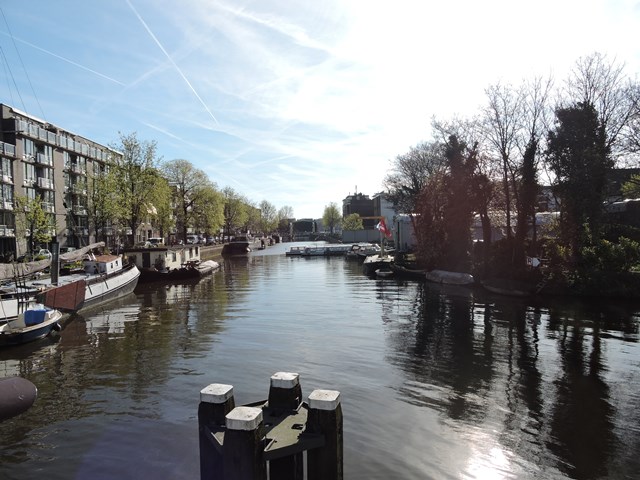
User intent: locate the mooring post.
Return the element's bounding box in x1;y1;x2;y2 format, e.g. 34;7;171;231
267;372;303;480
223;406;267;480
199;384;235;480
268;371;302;412
306;389;343;480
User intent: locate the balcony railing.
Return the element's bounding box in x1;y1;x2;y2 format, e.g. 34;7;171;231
0;225;15;237
37;177;54;189
72;205;87;216
36;152;53;166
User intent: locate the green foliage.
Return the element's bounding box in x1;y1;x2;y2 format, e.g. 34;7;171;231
14;195;53;253
539;235;640;297
222;187;249;236
621;174;640;198
322;202;341;234
342;213;363;230
546;102;612;255
110;132;163;245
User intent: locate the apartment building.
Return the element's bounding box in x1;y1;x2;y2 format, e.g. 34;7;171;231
0;104;122;260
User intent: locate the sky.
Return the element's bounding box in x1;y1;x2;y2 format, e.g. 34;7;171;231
1;1;639;219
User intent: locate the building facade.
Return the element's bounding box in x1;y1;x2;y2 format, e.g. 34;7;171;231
0;104;124;260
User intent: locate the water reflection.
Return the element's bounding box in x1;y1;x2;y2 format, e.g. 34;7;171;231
387;283;640;478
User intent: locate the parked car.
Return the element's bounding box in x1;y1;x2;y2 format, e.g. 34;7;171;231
206;236;216;245
60;247;77;254
36;249;52;259
186;235;199;244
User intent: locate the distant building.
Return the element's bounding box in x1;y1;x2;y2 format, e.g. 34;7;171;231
342;192;375;228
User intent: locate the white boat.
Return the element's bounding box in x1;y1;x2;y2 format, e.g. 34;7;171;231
424;269;475;286
125;244;218;282
285;246;307;256
221;236;251;255
301;246;328;256
375;268;394;278
0;302;63;347
362;253;394;275
37;252;140;312
345;243;381;261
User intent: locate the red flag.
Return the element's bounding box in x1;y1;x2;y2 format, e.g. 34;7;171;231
376;219;392;238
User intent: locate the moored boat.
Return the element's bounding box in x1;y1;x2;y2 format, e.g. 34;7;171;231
126;244;218;282
425;269;475;286
375;268;394;278
0;304;63;347
285;246;308;256
390;262;426;280
362;253;394;276
221;236;251;255
37;247;140;312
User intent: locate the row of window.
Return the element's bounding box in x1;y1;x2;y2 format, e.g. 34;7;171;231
16;119;113;162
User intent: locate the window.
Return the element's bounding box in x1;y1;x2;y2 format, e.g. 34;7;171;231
23;138;35;158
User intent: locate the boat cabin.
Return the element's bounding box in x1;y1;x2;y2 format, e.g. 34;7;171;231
84;255;124;275
125;245;202;272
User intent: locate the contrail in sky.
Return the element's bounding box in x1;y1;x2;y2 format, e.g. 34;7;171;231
125;0;219;125
0;31;125;86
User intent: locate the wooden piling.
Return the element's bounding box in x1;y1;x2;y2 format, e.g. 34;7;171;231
268;371;302;413
267;372;303;480
306;389;343;480
198;376;342;480
199;384;235;480
223;406;267;480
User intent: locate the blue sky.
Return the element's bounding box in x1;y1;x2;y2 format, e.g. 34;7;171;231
1;1;639;218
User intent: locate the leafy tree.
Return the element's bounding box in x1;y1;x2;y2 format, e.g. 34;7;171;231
259;200;278;233
87;164;120;243
110;132;163;246
222;187;248;238
323;202;341;234
150;176;175;239
14;195;52;255
547;102;612;260
161;159;222;242
342;213;364;230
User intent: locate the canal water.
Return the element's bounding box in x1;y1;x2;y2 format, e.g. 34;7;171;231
1;242;639;480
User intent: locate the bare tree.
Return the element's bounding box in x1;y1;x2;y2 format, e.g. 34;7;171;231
384;141;446;215
481;82;525;240
564;52;637;159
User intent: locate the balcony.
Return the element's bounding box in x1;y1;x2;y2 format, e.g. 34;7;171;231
71;164;86;175
37;177;54;189
0;225;15;237
71;184;87;195
72;205;87;216
2;201;13;211
73;226;89;235
1;175;12;184
36;152;53;166
22;177;36;187
41;202;55;213
0;142;15;156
